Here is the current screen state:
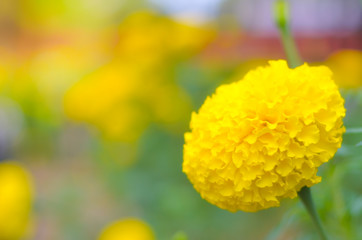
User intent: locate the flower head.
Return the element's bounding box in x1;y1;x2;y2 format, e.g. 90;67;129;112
0;162;33;239
183;60;345;212
98;218;155;240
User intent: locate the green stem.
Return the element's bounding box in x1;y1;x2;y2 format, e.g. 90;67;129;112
273;0;302;68
298;187;328;240
274;1;328;239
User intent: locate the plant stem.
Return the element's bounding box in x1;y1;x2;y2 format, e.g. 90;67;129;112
274;1;328;239
273;0;302;68
298;187;328;240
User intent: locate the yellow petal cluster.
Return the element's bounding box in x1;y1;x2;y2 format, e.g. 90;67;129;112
0;162;34;240
98;218;155;240
183;60;345;212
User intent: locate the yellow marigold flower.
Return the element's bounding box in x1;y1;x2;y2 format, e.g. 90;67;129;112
98;218;155;240
183;60;345;212
0;161;34;240
324;50;362;89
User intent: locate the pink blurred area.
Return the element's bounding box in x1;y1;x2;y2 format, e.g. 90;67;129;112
202;0;362;63
1;0;361;64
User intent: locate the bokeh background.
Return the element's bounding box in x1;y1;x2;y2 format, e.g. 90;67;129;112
0;0;362;239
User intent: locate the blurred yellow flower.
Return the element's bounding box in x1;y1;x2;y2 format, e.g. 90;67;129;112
17;0;122;29
183;60;345;212
117;11;215;64
0;161;34;240
65;11;213;142
0;50;12;91
0;42;103;126
98;218;155;240
27;45;100;104
324;49;362;89
64;59;191;142
0;66;7;90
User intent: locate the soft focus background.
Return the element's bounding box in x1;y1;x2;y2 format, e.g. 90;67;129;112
0;0;361;239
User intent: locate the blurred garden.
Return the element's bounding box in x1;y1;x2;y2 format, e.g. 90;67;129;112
0;0;361;239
